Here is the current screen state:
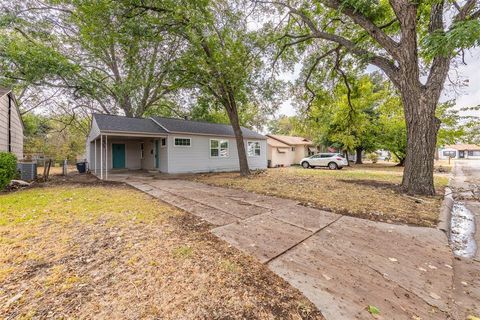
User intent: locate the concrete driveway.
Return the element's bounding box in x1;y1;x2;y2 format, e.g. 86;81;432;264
110;174;457;320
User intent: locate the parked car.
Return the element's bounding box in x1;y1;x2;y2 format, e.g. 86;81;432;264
300;153;348;170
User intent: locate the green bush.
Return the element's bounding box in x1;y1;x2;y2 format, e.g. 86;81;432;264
366;152;379;163
0;152;17;190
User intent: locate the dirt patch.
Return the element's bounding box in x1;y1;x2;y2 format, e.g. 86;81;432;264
0;183;322;319
192;166;447;227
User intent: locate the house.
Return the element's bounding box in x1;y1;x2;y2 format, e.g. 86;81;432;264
0;88;23;159
85;114;267;178
438;144;480;160
266;134;318;167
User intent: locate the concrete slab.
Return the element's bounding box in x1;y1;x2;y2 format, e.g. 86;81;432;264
270;205;340;232
212;214;312;263
269;216;453;319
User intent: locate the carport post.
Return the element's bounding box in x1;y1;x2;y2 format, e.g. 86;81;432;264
94;139;97;175
105;135;108;180
100;135;103;180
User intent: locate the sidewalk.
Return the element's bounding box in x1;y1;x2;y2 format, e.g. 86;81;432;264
449;160;480;318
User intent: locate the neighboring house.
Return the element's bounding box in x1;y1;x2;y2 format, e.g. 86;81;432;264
438;144;480;160
266;134;318;167
0;88;23;159
85;114;267;177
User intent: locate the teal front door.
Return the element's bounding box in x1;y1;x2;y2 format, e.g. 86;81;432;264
154;140;159;168
112;144;126;168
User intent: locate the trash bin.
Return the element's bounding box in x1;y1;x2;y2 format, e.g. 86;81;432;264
267;160;272;168
76;162;86;174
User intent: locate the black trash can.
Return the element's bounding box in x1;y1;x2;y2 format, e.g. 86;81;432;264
76;162;86;174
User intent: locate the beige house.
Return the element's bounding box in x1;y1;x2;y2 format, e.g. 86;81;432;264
439;144;480;160
0;88;23;159
266;134;317;167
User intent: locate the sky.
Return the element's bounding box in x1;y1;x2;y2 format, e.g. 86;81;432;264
276;47;480;118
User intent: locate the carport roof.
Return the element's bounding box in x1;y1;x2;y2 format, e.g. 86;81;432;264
93;113;168;134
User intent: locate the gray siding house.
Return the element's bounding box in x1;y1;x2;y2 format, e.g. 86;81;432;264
0;88;23;159
86;114;267;178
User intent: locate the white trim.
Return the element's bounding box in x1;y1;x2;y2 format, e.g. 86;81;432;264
247;140;261;157
160;137;167;148
173;136;192;147
105;135;108;180
209;138;230;158
94;139;97;174
100;135;103;180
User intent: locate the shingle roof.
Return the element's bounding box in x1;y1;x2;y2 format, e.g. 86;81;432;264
266;134;313;146
0;87;11;98
93;114;168;134
267;137;290;148
151;116;266;139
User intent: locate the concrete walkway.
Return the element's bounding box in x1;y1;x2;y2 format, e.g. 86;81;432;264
110;174;457;319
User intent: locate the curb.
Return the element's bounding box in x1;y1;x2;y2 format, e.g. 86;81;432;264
437;161;456;239
438;186;453;238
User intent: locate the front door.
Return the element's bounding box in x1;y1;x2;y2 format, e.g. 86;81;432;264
154;140;160;168
112;144;126;169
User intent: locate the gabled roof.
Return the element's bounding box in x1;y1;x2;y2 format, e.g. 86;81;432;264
266;134;314;146
93;114;168;134
267;137;290;148
444;144;480;151
151;116;266;139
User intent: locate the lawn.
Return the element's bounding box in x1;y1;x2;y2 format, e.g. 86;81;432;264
0;181;322;319
193;163;449;227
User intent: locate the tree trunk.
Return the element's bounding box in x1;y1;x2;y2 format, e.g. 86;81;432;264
401;93;440;195
355;147;363;164
343;151;350;166
225;106;250;176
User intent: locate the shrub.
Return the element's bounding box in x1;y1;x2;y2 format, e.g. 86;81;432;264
0;152;17;190
366;152;379;163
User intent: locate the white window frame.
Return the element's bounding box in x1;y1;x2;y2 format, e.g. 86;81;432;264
160;137;167;148
210;139;230;158
173;137;191;147
247;141;261;157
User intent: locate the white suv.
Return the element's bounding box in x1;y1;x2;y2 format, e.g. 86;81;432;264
300;153;348;170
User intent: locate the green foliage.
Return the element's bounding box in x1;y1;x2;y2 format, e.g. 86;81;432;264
367;305;380;315
422;20;480;60
0;152;17;190
22;113;87;162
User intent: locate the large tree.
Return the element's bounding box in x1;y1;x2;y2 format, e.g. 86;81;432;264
260;0;480;195
1;0;183;117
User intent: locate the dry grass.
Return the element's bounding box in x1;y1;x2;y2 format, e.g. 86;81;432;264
0;183;322;319
193;164;449;227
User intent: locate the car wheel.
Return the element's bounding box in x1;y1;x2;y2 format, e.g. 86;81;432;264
302;161;310;169
328;162;338;170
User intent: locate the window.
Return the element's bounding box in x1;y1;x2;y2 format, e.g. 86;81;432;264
468;150;480;157
291;147;296;151
140;143;144;159
161;138;166;147
247;141;261;157
443;151;456;158
210;139;229;157
174;138;191;147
